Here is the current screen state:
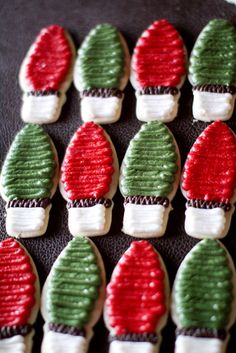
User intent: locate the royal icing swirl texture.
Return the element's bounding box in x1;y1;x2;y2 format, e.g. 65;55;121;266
120;121;177;197
106;241;166;336
174;239;233;330
25;25;72;91
46;237;101;329
132;19;186;88
0;238;36;328
189;19;236;86
77;24;124;89
1;124;56;200
182;121;236;204
61;122;114;200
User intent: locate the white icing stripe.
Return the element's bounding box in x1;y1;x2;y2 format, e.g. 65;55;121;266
21;93;65;124
136;93;180;122
6;207;46;234
0;335;25;353
185;207;226;239
123;203;170;237
68;204;108;236
175;335;226;353
109;340;157;353
192;91;235;121
80;96;122;124
42;331;87;353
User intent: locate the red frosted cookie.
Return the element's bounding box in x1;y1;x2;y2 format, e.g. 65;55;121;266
181;120;236;239
104;240;169;353
60;122;119;236
19;25;75;124
131;19;187;122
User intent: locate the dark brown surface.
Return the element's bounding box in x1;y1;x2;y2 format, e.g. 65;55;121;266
1;1;236;352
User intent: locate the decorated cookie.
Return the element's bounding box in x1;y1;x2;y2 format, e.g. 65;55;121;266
189;19;236;121
171;239;236;353
0;124;58;238
60;122;118;236
19;25;75;124
105;240;169;353
0;238;40;353
131;19;187;122
41;236;105;353
74;23;130;124
181;120;236;239
120;121;180;238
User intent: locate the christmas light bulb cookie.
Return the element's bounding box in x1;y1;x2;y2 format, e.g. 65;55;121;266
171;239;236;353
131;19;187;122
120;121;180;238
0;124;58;238
0;238;40;353
41;236;105;353
189;19;236;121
60;122;119;237
19;25;75;124
105;241;169;353
74;23;130;124
181;121;236;239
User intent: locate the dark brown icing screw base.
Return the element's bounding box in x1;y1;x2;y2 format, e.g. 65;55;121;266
187;199;231;212
67;198;112;209
193;84;236;95
49;323;85;337
0;324;32;338
176;328;226;340
124;196;169;208
7;198;51;209
137;86;179;96
80;88;123;98
27;90;61;97
109;333;158;344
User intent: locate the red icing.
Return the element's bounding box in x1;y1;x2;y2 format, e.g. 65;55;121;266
61;122;114;200
182;121;236;203
25;25;72;91
132;19;186;88
106;241;166;335
0;238;36;327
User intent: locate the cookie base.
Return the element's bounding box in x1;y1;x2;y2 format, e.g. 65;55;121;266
21;93;66;124
68;204;113;237
0;331;34;353
6;205;51;238
175;335;226;353
41;331;87;353
122;203;171;238
80;96;123;124
192;91;235;122
109;340;157;353
136;93;180;122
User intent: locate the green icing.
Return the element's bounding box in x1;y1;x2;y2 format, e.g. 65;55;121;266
47;237;102;328
1;124;55;200
175;239;234;329
120;121;177;197
189;19;236;85
78;23;124;89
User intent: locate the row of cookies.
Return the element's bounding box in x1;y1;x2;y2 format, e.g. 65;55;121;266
1;119;236;240
1;236;235;353
18;19;236;125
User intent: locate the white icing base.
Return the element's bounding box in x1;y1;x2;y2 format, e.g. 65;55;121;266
81;96;123;124
68;204;113;237
21;93;66;124
136;93;180;122
225;0;236;4
123;203;171;238
185;207;227;239
41;331;87;353
109;340;157;353
192;91;235;122
175;335;226;353
0;333;34;353
6;206;51;238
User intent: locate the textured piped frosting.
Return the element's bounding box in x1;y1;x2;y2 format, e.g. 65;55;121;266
120;121;177;197
76;23;124;89
1;124;56;200
132;19;186;88
25;25;72;91
106;241;166;335
61;122;114;200
47;237;102;329
189;19;236;86
182;121;236;204
174;239;233;330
